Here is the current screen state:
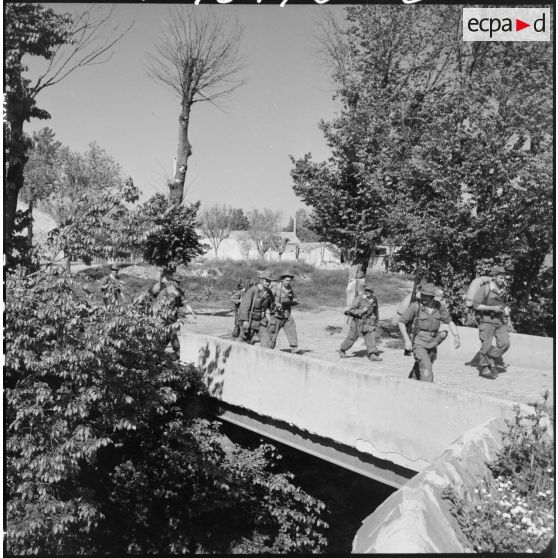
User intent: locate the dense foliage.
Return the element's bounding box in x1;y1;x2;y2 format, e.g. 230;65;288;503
291;6;553;334
443;395;554;553
5;268;327;553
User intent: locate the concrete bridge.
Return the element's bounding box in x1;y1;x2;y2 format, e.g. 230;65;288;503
179;330;543;489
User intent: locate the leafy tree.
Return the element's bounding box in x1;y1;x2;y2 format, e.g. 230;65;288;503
21;128;61;248
147;9;245;209
41;142;128;227
293;6;552;332
283;216;294;233
5;268;327;553
199;204;234;258
229;208;249;231
140;196;207;272
247;208;283;259
294;209;320;243
4;3;128;263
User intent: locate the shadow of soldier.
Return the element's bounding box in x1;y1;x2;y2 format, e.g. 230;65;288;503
198;342;232;399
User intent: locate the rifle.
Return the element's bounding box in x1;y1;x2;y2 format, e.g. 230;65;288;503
406;262;422;380
404;261;421;357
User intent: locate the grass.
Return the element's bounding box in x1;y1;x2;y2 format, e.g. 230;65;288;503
77;259;411;312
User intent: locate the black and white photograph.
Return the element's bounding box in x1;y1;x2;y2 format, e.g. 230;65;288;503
4;1;554;554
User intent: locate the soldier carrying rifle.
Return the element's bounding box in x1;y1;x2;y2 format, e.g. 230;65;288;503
238;270;274;348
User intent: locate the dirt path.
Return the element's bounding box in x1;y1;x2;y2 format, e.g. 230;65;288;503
182;306;553;407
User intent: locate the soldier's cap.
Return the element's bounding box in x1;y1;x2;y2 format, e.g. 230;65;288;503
280;271;295;279
420;283;437;297
257;270;272;281
363;284;374;293
110;264;119;271
490;266;507;277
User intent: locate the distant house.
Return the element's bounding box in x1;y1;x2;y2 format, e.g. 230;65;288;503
197;230;302;261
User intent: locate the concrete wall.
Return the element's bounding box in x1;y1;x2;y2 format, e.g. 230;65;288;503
437;325;553;371
180;332;520;473
352;417;507;553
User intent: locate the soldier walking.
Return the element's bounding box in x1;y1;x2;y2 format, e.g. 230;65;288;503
149;269;194;353
238;271;274;348
398;283;460;382
230;282;247;339
270;271;300;354
339;284;382;362
472;266;511;380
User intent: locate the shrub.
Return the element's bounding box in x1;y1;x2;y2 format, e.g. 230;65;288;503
443;394;554;553
5;267;327;553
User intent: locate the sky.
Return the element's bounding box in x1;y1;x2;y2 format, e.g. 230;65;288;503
26;4;345;226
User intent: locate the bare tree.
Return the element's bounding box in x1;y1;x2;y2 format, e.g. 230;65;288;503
238;232;253;260
4;3;131;254
199;204;233;258
147;9;245;208
247;209;282;260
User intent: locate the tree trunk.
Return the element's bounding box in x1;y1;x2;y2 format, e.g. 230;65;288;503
169;102;193;207
4;116;26;252
214;245;219;259
27;198;34;249
65;255;72;273
345;251;371;307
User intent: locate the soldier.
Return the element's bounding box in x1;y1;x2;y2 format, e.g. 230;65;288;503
101;264;124;305
238;271;274;348
472;266;511;380
339;284;382;362
149;269;194;353
398;283;461;382
269;271;300;354
230;282;247;339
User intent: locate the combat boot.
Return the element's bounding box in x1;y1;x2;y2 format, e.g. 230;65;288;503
368;354;382;362
479;366;497;380
339;350;348;358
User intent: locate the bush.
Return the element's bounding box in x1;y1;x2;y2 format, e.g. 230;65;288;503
5;267;327;554
443;394;554;553
173;259;410;310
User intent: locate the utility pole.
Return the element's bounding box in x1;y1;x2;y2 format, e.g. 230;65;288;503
293;211;297;237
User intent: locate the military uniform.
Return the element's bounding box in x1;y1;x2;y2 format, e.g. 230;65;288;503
230;287;245;339
399;299;452;379
340;290;380;357
150;277;186;352
472;279;510;370
238;283;273;347
269;280;299;351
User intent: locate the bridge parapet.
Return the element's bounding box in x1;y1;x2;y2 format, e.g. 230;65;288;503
180;332;520;475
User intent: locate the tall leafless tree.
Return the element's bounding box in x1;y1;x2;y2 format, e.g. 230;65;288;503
199;204;233;258
147;9;245;209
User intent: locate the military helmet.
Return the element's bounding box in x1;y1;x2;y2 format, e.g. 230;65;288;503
363;284;374;293
257;270;272;281
490;265;507;277
280;271;295;279
420;283;436;297
110;264;119;271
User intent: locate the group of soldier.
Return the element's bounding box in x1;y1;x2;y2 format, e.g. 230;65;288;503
231;270;301;353
229;265;512;384
100;262;512;384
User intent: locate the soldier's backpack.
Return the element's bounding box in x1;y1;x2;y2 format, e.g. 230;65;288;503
465;276;491;324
